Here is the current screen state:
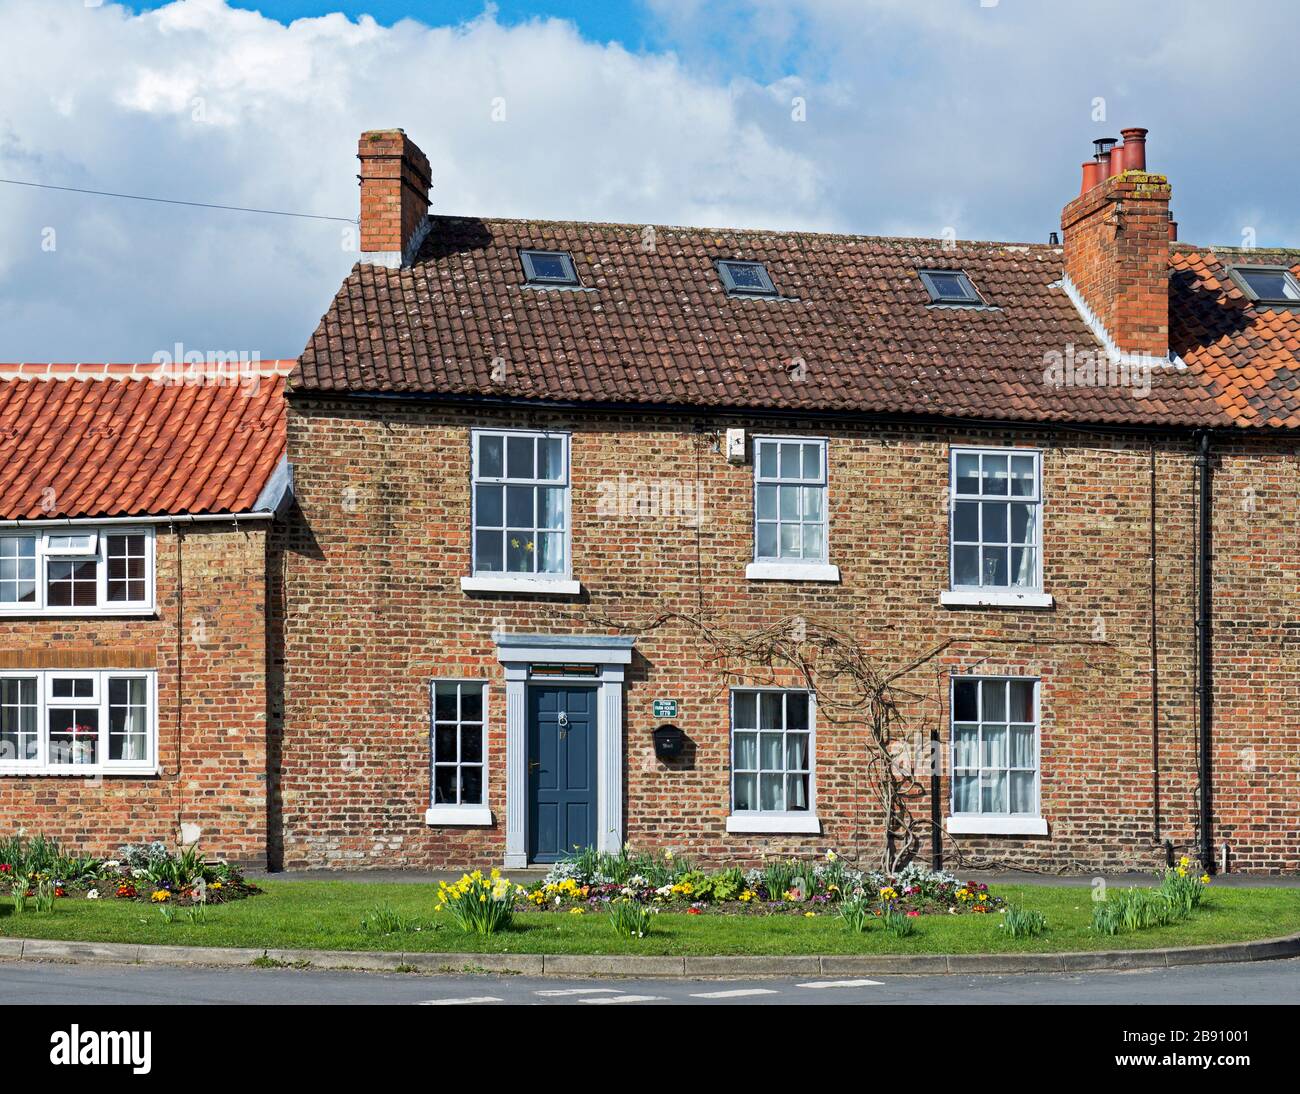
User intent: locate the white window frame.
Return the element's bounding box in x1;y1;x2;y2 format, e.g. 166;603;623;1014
426;678;492;826
726;686;820;834
463;429;579;595
942;447;1052;608
745;436;840;583
0;526;156;617
946;674;1046;836
0;668;158;776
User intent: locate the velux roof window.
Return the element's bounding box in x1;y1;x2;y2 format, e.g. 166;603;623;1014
1229;265;1300;306
717;260;778;297
919;269;984;306
520;249;580;288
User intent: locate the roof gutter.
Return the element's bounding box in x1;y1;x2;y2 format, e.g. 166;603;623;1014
290;387;1245;441
0;511;276;529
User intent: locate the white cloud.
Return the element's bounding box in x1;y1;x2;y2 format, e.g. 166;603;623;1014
0;0;826;359
0;0;1297;359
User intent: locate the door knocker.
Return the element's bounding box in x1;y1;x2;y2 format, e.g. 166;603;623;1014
557;710;569;738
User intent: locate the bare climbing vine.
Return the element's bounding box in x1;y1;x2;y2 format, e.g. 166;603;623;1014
584;608;1093;876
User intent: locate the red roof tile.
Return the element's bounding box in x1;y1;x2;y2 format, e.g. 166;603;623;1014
293;216;1233;428
1171;248;1300;428
0;362;291;520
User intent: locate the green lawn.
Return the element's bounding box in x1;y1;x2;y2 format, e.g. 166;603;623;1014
0;882;1297;956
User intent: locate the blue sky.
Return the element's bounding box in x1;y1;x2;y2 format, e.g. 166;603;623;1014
135;1;659;47
3;0;1299;359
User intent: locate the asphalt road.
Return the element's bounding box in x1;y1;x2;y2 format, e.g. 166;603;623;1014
3;956;1298;1004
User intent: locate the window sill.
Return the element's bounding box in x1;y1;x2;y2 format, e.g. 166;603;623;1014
0;766;160;778
425;805;494;826
0;607;156;619
745;563;841;583
940;590;1053;609
460;576;582;597
946;815;1048;836
726;813;821;834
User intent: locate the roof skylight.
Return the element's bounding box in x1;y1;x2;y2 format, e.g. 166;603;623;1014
919;269;984;306
1230;265;1300;306
520;249;580;287
717;260;778;297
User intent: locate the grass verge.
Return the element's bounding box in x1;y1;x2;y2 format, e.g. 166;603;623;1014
0;882;1296;956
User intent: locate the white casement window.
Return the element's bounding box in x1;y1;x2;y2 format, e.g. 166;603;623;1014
754;438;828;563
0;669;158;776
727;688;819;833
426;680;491;825
0;527;155;616
948;676;1046;835
469;430;571;581
949;449;1042;592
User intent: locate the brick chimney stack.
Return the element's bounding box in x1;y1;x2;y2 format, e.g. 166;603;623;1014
357;128;431;268
1061;126;1170;361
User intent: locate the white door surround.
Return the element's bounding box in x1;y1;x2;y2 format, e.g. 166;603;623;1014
494;632;635;868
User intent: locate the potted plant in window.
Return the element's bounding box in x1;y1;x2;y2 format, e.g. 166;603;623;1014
70;723;96;765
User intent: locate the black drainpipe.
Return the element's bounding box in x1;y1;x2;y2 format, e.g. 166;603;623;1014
1194;431;1214;872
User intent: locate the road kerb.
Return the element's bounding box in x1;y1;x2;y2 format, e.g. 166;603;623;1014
1;931;1296;977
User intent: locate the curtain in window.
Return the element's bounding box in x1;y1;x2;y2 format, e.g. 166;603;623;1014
1013;505;1037;587
122;697;146;761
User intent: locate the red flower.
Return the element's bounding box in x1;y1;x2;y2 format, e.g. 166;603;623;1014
0;863;10;873
687;907;702;915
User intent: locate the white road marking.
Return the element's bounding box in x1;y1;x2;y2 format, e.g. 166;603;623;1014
795;979;883;989
417;996;503;1005
689;988;781;999
535;988;624;997
579;994;667;1005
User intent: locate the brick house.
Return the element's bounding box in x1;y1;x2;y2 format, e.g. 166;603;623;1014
0;361;291;865
276;127;1300;874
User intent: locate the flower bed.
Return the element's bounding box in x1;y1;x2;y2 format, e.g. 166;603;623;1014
520;848;1001;919
0;835;258;910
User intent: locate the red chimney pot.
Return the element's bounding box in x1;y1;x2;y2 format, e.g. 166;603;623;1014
1080;161;1102;193
1120;127;1148;171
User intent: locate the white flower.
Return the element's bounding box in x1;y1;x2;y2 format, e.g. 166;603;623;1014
86;889;99;900
825;850;837;862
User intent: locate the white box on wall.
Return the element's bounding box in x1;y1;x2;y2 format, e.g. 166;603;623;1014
725;427;747;463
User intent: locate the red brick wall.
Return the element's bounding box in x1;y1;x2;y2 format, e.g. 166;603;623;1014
280;397;1299;873
1203;439;1300;873
357;129;430;256
1062;173;1172;359
0;524;271;866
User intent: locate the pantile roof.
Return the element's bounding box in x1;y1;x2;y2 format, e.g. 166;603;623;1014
0;361;292;521
294;215;1258;428
1171;248;1300;428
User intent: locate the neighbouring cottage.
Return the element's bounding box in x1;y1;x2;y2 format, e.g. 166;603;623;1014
0;361;292;865
277;126;1300;875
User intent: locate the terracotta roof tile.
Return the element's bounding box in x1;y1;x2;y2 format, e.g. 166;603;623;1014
0;362;291;520
1171;247;1300;428
294;217;1231;427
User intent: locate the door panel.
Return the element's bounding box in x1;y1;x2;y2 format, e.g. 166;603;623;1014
528;685;597;863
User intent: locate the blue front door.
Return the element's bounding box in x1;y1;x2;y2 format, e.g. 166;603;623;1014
528;686;597;863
